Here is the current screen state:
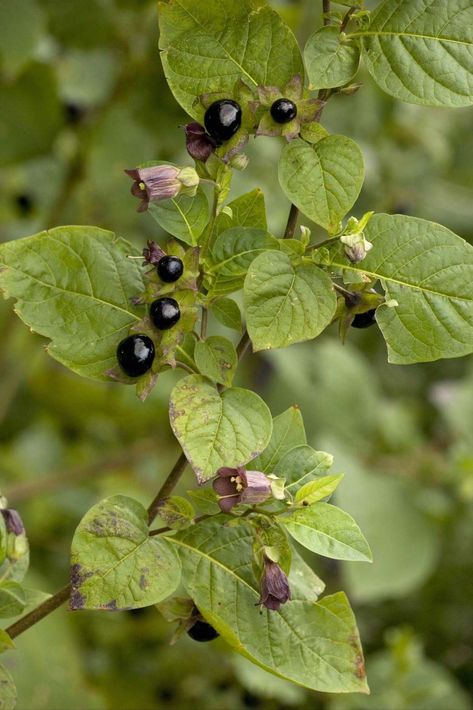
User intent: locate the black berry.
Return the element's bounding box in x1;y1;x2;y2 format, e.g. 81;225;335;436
204;100;242;143
351;309;377;329
187;620;219;642
117;335;155;377
157;255;184;283
15;194;34;217
150;297;180;330
270;98;297;124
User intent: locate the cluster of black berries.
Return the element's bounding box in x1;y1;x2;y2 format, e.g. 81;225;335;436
203;96;298;140
116;255;184;378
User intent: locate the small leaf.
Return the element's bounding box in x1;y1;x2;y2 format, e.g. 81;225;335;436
155;496;195;530
274;445;334;493
0;581;26;619
149;188;209;246
0;227;144;381
194;335;238;387
244;251;336;351
281;502;372;562
0;663;16;710
211;297;242;331
252;406;306;473
158;0;304;119
295;474;345;506
354;0;473;107
278;137;364;231
304;26;360;89
215;189;267;236
70;495;181;610
169;375;273;483
187;488;221;516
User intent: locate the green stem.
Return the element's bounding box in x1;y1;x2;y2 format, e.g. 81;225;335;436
5;585;72;640
323;0;331;25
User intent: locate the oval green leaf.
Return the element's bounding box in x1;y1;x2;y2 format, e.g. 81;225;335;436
194;335;238;387
169;375;273;483
278;137;364;232
70;495;181;610
244;250;337;351
304;25;360;89
149;188;209;246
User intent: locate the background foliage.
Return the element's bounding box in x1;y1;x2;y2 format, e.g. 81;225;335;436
0;0;472;708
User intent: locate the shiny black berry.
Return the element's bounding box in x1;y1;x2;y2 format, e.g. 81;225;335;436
204;100;242;143
150;297;180;330
270;98;297;124
116;335;155;377
187;620;219;643
351;309;377;329
157;255;184;283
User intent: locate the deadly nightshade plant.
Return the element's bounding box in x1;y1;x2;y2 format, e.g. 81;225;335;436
1;0;473;703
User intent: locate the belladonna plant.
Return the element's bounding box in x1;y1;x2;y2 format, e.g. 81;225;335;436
1;0;473;703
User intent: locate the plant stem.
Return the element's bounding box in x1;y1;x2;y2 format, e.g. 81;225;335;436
340;6;356;33
5;585;72;640
283;203;300;240
147;452;189;524
323;0;331;25
200;306;208;339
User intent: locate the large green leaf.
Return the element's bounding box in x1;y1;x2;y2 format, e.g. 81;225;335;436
354;0;473;107
215;189;267;236
330;214;473;364
158;0;304;119
274;445;334;493
252;406;306;473
149;188;209;246
304;26;360;90
194;335;237;387
278;137;364;232
281;503;372;562
70;496;181;610
211;228;279;280
244;251;337;351
170;520;368;693
0;227;144;381
169;375;273;483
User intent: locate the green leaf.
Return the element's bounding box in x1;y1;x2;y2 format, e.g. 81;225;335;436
274;445;334;493
210;228;279;290
170;519;368;693
354;0;473;107
187;488;221;515
155;496;195;530
288;551;325;602
0;227;144;381
281;503;372;562
0;582;26;619
149;188;209;246
194;335;238;387
0;0;46;78
295;474;345;506
252;406;306;473
169;375;273;483
70;495;181;610
244;251;337;351
215;189;267;236
210;297;242;331
278;137;364;232
0;663;16;710
158;0;304;119
304;26;360;90
330;214;473;364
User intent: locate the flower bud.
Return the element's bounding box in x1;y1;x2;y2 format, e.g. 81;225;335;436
340;233;373;264
184;122;217;162
258;555;291;611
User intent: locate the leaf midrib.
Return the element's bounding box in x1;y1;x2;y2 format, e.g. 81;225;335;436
2;264;141;320
283;515;370;561
350;30;473;48
330;260;473;303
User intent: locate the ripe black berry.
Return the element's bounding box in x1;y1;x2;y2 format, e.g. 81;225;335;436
150;297;180;330
204;100;242;143
187;620;219;642
116;335;155;377
270;98;297;124
157;255;183;283
351;309;377;329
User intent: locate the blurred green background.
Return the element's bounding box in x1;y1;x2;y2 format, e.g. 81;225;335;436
1;0;473;708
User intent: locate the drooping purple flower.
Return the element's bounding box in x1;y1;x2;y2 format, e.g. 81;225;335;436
142;240;166;265
1;508;24;536
125;165;199;212
258;555;291;611
212;467;272;512
184;122;217;162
